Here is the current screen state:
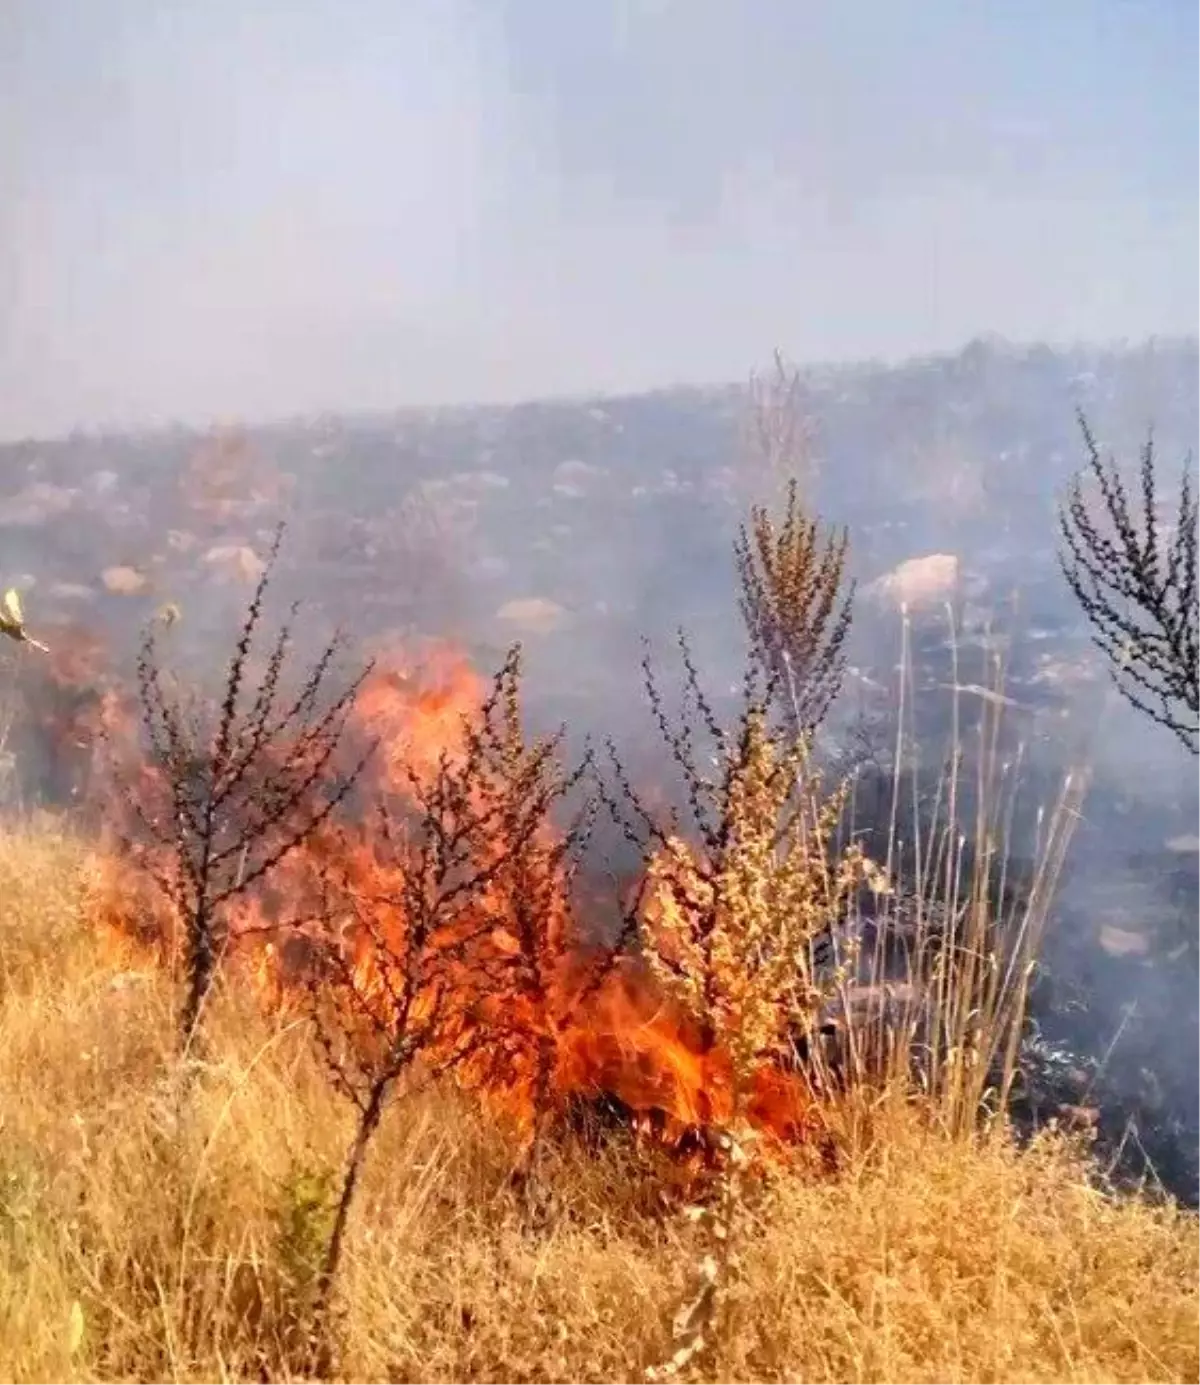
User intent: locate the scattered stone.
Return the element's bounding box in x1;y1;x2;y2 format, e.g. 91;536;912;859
1098;924;1151;958
495;597;568;635
1;482;77;527
202;544;267;584
554;459;605;487
47;583;97;603
101;566;149;595
872;553;959;609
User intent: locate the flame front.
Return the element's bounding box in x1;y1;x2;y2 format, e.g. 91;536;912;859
78;641;814;1156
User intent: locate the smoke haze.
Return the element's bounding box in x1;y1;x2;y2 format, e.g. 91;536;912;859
2;0;1197;438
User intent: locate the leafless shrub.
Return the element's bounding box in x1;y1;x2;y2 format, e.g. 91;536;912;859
740;349;820;497
301;645;599;1372
128;522;374;1052
1058;412;1198;753
456;646;606;1158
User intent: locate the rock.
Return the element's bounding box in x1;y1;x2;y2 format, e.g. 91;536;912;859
1098;924;1151;958
202;544;267;584
802;981;931;1078
47;583;97;603
553;460;606;497
872;553;959;609
495;597;568;635
1;482;77;527
554;459;605;487
101;566;149;595
819;981;924;1031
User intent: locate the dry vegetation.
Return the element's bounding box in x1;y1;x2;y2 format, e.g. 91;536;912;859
0;823;1195;1385
2;368;1197;1384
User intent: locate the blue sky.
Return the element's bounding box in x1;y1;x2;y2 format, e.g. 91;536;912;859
1;0;1196;436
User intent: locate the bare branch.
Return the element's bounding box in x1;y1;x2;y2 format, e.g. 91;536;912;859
1058;413;1198;753
127;522;374;1049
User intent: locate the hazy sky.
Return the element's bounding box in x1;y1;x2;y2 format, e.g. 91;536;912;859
2;0;1196;438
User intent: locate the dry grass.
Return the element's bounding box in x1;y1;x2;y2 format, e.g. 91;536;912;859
0;820;1196;1385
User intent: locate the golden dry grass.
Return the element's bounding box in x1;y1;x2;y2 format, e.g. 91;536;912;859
0;820;1196;1384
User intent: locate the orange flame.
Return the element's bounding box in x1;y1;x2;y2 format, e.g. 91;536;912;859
72;639;813;1159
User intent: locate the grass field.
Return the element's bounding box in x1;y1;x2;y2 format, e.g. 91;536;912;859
0;820;1196;1384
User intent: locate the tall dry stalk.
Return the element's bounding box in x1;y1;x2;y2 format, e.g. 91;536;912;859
740;349;821;499
735;480;854;739
735;350;853;739
608;637;874;1379
628;602;1086;1376
829;606;1087;1136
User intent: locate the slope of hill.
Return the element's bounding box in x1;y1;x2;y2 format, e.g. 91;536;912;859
0;336;1196;1201
2;336;1195;886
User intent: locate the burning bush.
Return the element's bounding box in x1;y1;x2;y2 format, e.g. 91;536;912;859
114;523;374;1051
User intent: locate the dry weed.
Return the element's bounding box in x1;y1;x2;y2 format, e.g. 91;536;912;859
0;822;1195;1384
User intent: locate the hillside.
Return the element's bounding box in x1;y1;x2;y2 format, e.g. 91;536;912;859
1;339;1196;827
0;335;1197;1203
2;337;1197;650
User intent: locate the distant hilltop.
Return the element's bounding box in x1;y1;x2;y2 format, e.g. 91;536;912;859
1;336;1195;688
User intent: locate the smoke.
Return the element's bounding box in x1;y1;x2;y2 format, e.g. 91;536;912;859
1;331;1197;1193
2;0;1196;439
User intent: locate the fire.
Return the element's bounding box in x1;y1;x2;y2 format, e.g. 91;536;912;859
59;637;815;1160
354;642;486;789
